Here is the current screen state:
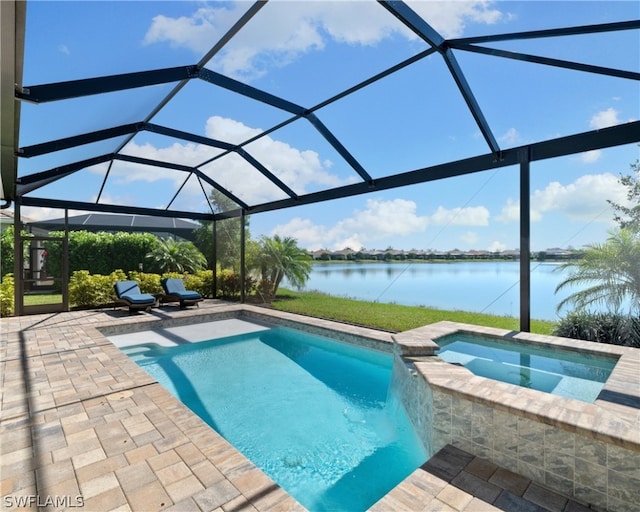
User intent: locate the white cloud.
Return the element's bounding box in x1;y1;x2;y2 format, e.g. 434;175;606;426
271;198;497;250
143;6;244;54
499;127;520;146
58;44;70;55
488;240;507;252
122;140;221;169
269;217;332;250
410;1;503;39
531;173;626;222
144;1;504;79
589;108;620;129
498;173;627;224
96;116;353;206
271;197;430;250
579;150;602;164
340;198;429;235
496;198;542;223
202;116;354;203
428;205;490;226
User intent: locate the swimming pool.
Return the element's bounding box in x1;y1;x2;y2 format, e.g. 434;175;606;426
120;324;427;512
435;332;618;402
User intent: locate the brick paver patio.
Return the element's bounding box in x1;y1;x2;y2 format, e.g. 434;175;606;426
1;302;634;511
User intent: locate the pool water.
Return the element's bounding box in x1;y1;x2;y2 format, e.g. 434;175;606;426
435;333;617;402
122;326;427;512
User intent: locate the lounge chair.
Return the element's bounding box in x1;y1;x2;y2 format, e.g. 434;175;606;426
161;278;203;308
114;280;157;313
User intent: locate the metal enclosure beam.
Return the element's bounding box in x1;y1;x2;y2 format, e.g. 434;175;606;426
379;0;500;154
519;150;531;332
17;66;200;103
213;121;640;220
1;0;25;203
19;196;213;221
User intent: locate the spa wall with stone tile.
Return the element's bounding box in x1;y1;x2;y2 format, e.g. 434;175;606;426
392;356;640;512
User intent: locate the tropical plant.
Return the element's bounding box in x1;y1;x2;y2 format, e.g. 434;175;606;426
145;237;207;274
554;228;640;315
255;235;312;302
608;156;640;233
553;311;639;347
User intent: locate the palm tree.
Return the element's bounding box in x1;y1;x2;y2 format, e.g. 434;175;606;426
555;228;640;314
256;235;312;301
146;237;208;274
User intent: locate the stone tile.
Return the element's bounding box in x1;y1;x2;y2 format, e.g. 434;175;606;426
493;490;548;512
156;461;192;487
436;484;473;511
220;494;259;512
464;497;502;511
422;445;474;482
488;468;530;496
563;500;592;512
452;470;502;504
522;483;568;512
165;475;205;504
124;443;159;465
3;306;639;512
75;454;128;484
163;497;202;512
124;480;173;511
34;458;75;489
191;460;226;488
147;449;182;472
193;480;241;511
423;497;457;511
115;461;156;493
409;468;448;497
71;446;107;469
464;457;498;481
79;472;121;500
377;479;434;510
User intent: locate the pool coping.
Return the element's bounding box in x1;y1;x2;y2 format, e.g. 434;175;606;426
2;303;639;511
393;321;640;450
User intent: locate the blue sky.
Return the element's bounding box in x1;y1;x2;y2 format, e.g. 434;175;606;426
17;0;639;252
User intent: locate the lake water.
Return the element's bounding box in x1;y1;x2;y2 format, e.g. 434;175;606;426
289;261;579;321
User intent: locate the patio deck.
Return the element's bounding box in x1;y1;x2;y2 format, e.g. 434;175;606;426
1;301;637;511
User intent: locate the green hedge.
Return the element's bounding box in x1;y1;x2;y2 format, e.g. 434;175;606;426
45;231;159;276
553;311;640;347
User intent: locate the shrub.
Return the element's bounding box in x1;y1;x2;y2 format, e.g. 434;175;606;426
553;311;640;347
68;269;132;308
128;271;162;295
218;269;242;297
217;269;256;298
0;274;15;316
184;270;214;298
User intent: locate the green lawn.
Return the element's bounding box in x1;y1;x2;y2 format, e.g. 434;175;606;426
23;294;63;306
271;289;556;335
17;290;556;335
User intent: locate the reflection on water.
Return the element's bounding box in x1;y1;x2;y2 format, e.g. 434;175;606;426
285;261;600;321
